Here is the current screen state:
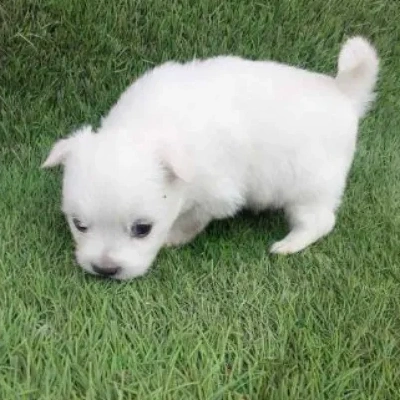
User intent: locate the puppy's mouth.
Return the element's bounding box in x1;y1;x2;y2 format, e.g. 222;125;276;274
80;262;149;281
76;251;152;280
91;264;121;278
91;271;125;281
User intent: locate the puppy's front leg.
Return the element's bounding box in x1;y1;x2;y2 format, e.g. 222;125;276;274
165;208;211;247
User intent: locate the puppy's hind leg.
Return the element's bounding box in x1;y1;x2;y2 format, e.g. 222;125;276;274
270;203;336;254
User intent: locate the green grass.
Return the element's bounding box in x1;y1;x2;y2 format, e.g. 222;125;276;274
1;0;400;398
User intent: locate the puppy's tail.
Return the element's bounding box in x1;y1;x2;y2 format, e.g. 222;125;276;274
336;36;379;118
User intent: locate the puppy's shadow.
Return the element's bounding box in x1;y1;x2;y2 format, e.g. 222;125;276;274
160;210;288;265
208;209;286;242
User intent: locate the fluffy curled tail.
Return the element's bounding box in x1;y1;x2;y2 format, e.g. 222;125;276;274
336;36;379;118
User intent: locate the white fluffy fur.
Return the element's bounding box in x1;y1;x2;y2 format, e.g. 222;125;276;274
43;36;379;280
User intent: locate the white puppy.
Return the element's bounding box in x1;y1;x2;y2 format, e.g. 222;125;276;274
43;37;378;280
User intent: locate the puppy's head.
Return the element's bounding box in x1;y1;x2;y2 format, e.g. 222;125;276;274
43;126;191;280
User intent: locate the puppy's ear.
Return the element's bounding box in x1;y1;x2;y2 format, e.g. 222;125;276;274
41;126;92;168
160;143;193;183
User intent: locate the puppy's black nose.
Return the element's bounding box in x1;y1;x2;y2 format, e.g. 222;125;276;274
91;264;121;277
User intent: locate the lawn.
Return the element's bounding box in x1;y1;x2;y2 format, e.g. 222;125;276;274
1;0;400;398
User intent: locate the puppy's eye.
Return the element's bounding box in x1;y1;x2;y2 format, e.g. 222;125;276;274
130;221;152;238
72;218;88;233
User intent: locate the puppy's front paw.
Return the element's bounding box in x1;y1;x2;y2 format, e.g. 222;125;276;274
164;239;183;248
164;231;192;248
270;238;305;254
